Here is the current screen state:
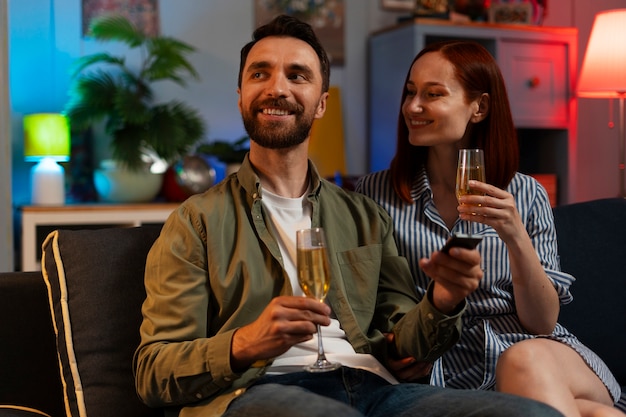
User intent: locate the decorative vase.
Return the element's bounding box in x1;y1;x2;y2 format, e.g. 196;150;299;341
161;154;217;202
93;160;164;203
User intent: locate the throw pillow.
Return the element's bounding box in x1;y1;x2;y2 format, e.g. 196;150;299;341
41;226;164;417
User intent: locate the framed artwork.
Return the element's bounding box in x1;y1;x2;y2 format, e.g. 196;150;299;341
82;0;160;37
489;2;533;24
380;0;415;11
255;0;345;66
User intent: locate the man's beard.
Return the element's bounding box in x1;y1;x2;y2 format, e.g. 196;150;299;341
242;98;315;149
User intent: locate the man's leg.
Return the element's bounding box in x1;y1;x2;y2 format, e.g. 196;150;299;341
363;382;564;417
223;383;363;417
224;371;362;417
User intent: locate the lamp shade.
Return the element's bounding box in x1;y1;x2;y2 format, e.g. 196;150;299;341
23;113;71;205
577;9;626;98
23;113;70;161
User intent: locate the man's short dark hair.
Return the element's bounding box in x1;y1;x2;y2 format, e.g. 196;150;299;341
238;14;330;93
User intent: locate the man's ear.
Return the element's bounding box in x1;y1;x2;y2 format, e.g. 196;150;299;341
315;91;329;119
471;93;490;123
237;87;242;113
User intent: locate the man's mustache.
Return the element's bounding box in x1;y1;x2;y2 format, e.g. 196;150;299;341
254;98;303;114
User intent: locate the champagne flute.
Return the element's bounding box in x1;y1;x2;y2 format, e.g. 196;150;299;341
296;227;341;373
456;149;486;236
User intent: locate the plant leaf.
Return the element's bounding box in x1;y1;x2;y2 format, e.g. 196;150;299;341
64;71;118;131
111;125;149;170
113;88;152;125
69;53;125;79
147;102;206;162
142;37;199;84
87;14;145;48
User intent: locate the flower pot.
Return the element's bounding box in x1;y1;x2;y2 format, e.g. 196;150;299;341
93;160;164;203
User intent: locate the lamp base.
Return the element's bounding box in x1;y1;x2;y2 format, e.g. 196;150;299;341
31;157;66;205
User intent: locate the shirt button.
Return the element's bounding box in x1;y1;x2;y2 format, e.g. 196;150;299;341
427;313;434;320
224;376;232;382
196;393;202;399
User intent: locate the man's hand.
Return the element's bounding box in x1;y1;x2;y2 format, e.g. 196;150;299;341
419;247;482;314
230;296;331;371
384;333;433;382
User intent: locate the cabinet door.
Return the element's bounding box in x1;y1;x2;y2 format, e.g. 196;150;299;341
499;40;569;128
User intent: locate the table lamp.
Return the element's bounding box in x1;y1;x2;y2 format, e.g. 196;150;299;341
577;9;626;198
23;113;71;205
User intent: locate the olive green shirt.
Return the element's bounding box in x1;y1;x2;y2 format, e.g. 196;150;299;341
134;156;464;417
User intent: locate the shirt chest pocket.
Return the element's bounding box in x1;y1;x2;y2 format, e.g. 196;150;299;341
335;244;383;316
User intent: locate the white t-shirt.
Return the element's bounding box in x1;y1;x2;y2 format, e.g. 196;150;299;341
260;186;398;384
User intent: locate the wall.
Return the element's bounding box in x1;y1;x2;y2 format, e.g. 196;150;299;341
1;0;12;271
5;0;625;270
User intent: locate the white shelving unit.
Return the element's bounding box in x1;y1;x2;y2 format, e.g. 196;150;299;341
20;203;179;271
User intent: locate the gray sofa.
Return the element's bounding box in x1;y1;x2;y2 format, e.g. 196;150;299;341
0;198;624;417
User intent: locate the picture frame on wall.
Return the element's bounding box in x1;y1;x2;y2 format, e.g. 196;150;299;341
488;2;533;24
380;0;415;11
82;0;160;37
254;0;345;66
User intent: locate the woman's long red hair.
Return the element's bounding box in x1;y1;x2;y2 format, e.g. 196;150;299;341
390;40;518;203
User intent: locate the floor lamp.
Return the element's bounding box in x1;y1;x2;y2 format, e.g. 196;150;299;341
577;9;626;198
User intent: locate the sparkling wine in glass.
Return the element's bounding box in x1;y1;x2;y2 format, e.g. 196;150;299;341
456;149;486;236
296;227;341;373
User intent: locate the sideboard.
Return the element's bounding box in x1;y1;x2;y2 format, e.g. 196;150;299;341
369;19;578;204
19;203;178;271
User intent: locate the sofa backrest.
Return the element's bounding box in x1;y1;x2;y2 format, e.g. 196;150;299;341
553;198;626;386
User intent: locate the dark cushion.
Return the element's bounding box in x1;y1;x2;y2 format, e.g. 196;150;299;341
41;226;164;417
0;272;64;417
553;198;626;388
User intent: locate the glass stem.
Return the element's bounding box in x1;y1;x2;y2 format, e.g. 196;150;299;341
316;324;328;362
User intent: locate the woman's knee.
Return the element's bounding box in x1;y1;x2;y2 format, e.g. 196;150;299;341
497;339;554;377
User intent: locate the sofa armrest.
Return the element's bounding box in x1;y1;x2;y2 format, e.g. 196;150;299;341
0;405;52;417
0;272;65;417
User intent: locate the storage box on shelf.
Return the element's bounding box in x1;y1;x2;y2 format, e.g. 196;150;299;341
369;19;577;204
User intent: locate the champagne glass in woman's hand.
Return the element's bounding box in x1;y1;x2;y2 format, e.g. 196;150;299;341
296;227;341;373
456;149;485;237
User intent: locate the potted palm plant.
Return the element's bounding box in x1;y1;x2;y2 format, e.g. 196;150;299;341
64;14;205;202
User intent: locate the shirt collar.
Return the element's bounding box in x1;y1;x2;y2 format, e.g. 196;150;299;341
236;153;323;199
410;166;432;202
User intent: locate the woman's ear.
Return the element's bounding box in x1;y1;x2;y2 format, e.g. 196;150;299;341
471;93;490;123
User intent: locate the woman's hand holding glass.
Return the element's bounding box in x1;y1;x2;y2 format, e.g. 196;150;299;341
458;179;527;247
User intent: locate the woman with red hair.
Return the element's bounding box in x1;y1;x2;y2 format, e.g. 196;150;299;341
357;40;624;417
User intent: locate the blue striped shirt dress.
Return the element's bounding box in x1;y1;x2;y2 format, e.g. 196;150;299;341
356;168;622;405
